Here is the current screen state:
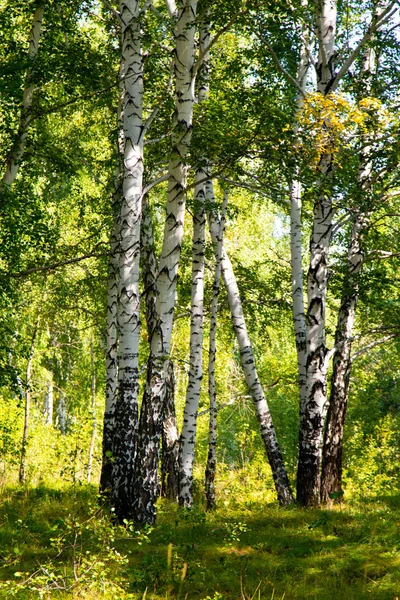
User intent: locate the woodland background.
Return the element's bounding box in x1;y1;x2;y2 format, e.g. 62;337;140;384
1;0;400;597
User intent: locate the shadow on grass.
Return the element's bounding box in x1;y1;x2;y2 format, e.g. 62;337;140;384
1;487;400;599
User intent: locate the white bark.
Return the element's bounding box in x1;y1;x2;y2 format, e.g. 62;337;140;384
297;0;337;506
208;204;294;506
178;13;210;507
43;379;54;426
1;6;44;187
321;44;375;503
58;392;67;435
179;168;207;507
100;69;124;496
290;13;309;421
205;188;228;510
111;0;144;519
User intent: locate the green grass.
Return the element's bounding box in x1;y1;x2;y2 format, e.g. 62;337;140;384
0;482;400;599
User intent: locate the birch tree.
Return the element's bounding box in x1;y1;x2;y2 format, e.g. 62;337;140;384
205;188;228;510
110;0;144;520
1;6;44;188
132;0;198;525
208;206;294;506
320;44;376;503
179;14;210;508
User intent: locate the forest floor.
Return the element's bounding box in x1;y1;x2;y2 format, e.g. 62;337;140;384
0;480;399;599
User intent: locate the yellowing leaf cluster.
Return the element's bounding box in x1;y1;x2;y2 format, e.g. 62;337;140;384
296;92;392;171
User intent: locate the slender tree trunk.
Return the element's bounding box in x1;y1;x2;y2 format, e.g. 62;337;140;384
320;45;375;504
111;0;144;520
19;316;40;484
58;392;68;435
205;189;228;510
296;0;337;507
178;13;210;508
132;0;198;525
290;13;309;423
1;6;44;187
100;72;124;496
87;342;97;483
208;197;294;506
179;169;207;506
43;379;53;426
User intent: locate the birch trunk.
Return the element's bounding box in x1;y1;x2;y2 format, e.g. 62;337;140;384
58;392;67;435
132;0;197;525
87;343;97;483
100;74;124;496
179;169;207;506
208;204;294;506
161;361;180;500
320;46;375;504
19;317;39;484
205;189;228;510
140;200;180;500
290;14;309;423
1;6;44;187
296;0;337;506
111;0;144;520
43;379;53;426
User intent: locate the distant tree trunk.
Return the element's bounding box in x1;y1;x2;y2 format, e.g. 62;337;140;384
1;6;44;187
132;0;198;525
111;0;144;521
87;342;97;483
43;379;53;426
19;315;40;484
208;199;294;506
296;0;337;507
205;188;228;510
320;45;375;504
58;392;67;435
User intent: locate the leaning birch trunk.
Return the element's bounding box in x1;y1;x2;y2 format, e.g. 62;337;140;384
320;46;375;504
132;0;198;525
290;13;309;423
208;201;294;506
205;189;228;510
19;316;40;484
87;342;97;483
178;13;210;508
296;0;337;507
1;6;44;187
100;69;124;496
111;0;144;521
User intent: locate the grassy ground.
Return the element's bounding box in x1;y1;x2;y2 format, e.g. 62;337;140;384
0;481;400;599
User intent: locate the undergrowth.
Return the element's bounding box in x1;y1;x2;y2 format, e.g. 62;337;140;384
0;475;400;599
